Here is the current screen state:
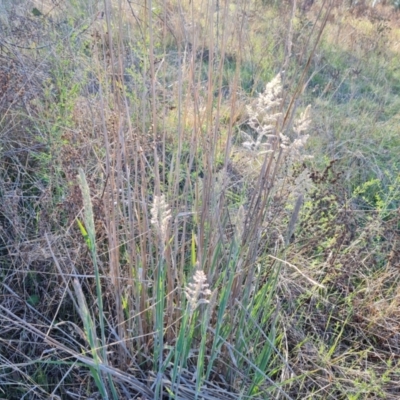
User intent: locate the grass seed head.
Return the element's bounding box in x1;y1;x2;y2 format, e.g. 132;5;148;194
150;194;172;245
185;269;212;315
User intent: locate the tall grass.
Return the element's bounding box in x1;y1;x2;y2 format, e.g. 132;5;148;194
1;0;400;399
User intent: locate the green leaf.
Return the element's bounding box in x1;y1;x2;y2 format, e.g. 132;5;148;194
32;8;43;17
27;294;40;306
76;218;92;251
191;231;196;267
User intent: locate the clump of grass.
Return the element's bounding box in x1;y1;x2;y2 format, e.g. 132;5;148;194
1;1;400;399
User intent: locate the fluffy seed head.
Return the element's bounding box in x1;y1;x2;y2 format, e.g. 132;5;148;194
150;194;171;245
185;269;212;314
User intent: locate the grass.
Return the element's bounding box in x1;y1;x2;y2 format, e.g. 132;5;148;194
0;0;400;399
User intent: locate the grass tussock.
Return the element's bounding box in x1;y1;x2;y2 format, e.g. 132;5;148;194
0;0;400;399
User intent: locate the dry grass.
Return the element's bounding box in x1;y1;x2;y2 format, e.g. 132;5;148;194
1;0;400;399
